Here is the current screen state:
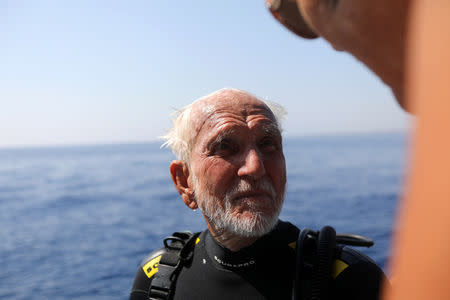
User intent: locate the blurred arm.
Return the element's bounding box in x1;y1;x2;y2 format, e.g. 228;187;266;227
384;1;450;299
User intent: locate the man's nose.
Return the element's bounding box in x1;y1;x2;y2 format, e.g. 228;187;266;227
237;148;266;178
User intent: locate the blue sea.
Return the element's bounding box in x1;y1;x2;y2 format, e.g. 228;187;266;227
0;133;408;300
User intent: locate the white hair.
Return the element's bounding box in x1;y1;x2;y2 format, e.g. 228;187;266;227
161;88;287;162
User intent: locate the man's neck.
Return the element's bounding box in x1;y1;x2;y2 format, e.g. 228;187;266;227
205;221;259;252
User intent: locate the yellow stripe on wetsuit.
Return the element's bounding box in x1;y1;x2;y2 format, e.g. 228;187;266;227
143;255;162;279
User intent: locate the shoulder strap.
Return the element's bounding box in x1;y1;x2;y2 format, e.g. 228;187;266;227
149;231;201;300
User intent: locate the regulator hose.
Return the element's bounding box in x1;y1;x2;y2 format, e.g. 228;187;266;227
311;226;336;300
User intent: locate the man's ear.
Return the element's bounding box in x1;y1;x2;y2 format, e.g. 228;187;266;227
169;160;198;210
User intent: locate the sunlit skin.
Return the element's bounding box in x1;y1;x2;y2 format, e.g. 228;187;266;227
267;1;450;299
170;90;286;251
266;0;410;111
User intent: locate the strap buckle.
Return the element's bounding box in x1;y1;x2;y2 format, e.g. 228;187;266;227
149;262;179;299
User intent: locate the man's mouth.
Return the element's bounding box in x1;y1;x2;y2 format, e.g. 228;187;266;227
232;191;274;202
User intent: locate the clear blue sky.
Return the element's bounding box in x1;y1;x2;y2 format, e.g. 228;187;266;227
1;0;411;148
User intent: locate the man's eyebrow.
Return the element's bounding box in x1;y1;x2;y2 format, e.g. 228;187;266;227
207;128;237;147
205;123;280;150
260;123;281;137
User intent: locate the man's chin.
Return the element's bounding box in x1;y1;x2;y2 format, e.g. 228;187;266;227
226;213;279;238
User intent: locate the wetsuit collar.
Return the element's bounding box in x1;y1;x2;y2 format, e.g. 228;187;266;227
204;220;287;270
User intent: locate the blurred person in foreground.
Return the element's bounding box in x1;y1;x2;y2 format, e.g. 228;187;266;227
265;0;450;299
130;88;387;300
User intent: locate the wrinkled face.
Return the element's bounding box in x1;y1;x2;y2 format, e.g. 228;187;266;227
189;92;286;237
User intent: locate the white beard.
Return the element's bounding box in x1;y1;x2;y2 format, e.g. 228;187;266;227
192;175;285;238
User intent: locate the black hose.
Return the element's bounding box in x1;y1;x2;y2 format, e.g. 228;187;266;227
293;228;315;300
293;226;372;300
311;226;336;300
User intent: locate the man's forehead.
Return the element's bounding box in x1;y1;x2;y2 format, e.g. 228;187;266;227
190;90;276;132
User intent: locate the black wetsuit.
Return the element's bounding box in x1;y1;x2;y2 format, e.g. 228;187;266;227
130;221;387;300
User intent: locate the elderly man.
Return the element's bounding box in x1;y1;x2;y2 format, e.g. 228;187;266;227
130;88;386;300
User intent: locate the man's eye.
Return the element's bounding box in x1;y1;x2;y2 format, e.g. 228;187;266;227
217;142;231;150
213;141;237;155
260;138;277;151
